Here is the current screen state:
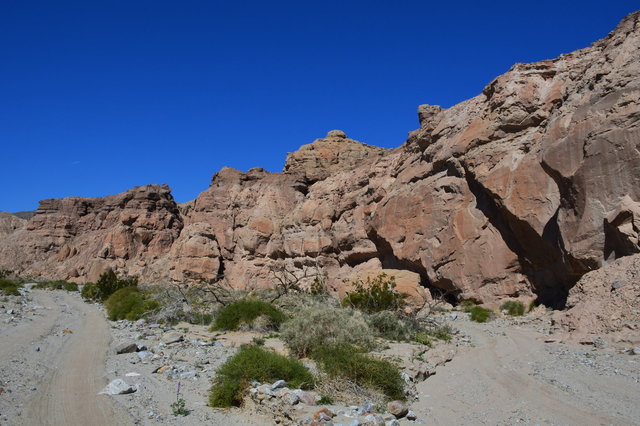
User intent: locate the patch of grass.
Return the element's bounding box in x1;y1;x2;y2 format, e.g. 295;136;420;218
0;278;21;296
312;345;405;401
211;299;285;331
104;286;160;321
469;306;493;323
209;345;313;407
318;395;334;405
413;332;432;346
81;270;138;302
500;300;525;316
281;304;374;357
342;273;407;313
252;337;265;346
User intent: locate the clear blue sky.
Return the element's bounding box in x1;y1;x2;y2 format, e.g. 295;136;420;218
1;1;637;212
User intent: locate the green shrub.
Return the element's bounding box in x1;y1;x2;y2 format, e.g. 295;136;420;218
318;395;334;404
312;345;405;401
470;306;492;323
500;300;525;316
104;287;159;321
209;345;314;407
0;278;20;296
460;300;476;312
81;270;138;302
413;332;432;346
211;299;285;331
342;273;407;313
366;311;413;341
528;300;539;312
281;304;375;357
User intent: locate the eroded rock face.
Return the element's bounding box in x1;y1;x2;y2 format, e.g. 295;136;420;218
0;212;27;242
283;130;389;182
0;185;183;281
1;12;639;307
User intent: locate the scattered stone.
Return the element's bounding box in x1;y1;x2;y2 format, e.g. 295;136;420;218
630;347;640;355
294;390;318;405
313;407;336;421
161;332;184;344
271;379;286;390
99;379;136;395
125;372;141;377
115;342;138;354
282;391;299;405
137;351;153;361
179;371;197;379
386;400;408;419
611;280;627;290
406;410;417;420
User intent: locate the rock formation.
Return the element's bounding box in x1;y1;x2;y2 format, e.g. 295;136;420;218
0;212;27;242
1;11;639;308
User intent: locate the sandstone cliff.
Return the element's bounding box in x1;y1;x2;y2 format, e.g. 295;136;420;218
1;12;639;308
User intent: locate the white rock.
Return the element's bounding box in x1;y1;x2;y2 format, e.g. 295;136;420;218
99;379;136;395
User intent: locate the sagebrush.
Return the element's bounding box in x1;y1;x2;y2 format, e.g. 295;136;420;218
280;304;375;357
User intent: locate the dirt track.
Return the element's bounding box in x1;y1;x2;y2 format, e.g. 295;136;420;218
2;291;639;425
0;290;132;426
417;320;640;425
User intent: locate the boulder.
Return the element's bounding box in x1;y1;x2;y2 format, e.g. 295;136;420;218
99;379;136;395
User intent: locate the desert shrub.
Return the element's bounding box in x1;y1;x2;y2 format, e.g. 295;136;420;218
209;345;314;407
425;324;453;342
469;306;493;323
342;273;407;313
413;332;432;346
104;287;160;321
189;312;213;326
81;270;138;302
528;300;539;312
281;304;375;357
312;345;405;401
460;300;476;312
211;299;285;331
34;280;78;292
500;300;525;316
0;278;20;296
366;311;414;341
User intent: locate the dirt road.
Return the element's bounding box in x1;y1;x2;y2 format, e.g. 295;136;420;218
415;319;639;425
0;290;132;426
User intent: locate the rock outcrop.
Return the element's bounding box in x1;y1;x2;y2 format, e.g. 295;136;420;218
1;12;639;308
0;212;27;242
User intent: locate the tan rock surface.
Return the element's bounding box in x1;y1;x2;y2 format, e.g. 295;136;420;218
1;12;639;310
0;212;26;242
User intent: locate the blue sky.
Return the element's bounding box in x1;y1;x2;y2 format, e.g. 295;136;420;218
1;1;637;212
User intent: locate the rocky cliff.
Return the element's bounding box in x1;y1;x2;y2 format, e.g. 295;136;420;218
1;12;639;307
